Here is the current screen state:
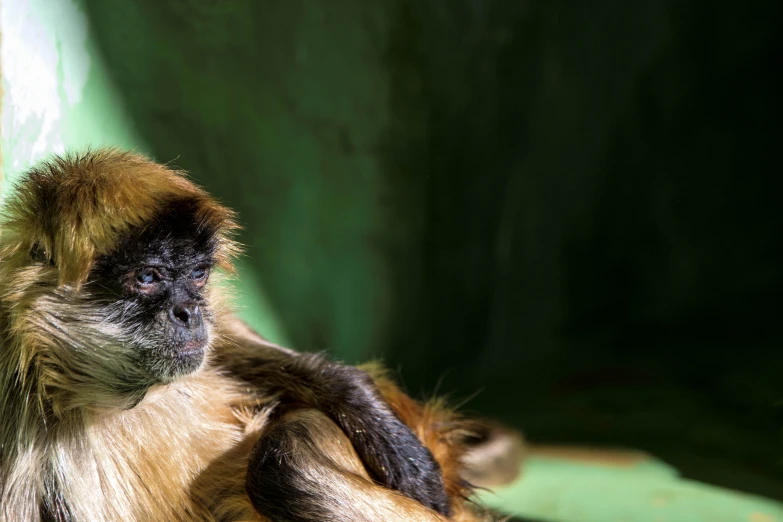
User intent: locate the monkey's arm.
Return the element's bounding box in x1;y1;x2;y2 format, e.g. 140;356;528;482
246;409;451;522
214;318;451;516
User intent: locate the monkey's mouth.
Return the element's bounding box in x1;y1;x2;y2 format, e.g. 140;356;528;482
179;340;207;356
168;339;208;367
138;338;208;382
144;339;208;381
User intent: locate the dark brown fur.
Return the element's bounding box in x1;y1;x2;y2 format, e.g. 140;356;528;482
0;149;518;522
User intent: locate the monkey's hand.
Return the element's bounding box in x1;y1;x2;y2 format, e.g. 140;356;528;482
316;363;451;516
215;330;450;515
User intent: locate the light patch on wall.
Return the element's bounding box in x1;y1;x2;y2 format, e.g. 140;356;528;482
1;0;87;169
0;0;91;191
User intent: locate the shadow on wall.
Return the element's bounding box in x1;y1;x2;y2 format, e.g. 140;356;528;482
80;0;783;501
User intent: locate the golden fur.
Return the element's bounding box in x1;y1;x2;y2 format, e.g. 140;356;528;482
0;149;512;521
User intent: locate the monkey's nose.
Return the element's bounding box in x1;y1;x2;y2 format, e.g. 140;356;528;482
169;303;201;328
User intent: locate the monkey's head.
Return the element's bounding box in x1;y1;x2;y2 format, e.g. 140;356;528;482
0;149;240;410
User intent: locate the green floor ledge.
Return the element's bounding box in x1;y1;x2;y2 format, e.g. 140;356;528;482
477;449;783;522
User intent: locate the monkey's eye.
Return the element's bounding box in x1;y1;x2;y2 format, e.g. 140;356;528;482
136;267;161;286
189;266;209;282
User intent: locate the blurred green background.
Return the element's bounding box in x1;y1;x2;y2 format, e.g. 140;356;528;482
2;0;781;519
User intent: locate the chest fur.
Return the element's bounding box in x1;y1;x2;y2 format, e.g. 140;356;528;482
45;375;252;522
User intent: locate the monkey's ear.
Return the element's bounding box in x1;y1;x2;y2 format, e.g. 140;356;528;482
0;225;97;287
53;234;99;287
29;243;54;265
15;208;103;287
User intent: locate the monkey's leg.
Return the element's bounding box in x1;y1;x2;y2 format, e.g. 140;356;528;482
245;409;452;522
216;321;450;515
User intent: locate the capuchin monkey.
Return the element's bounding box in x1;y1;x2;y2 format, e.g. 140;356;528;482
0;150;521;522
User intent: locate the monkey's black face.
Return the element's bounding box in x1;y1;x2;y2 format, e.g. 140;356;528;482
89;199;222;383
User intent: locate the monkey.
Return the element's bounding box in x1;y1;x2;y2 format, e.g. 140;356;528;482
0;149;520;522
